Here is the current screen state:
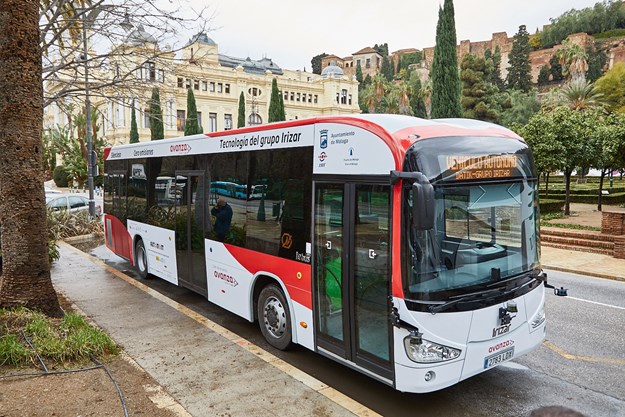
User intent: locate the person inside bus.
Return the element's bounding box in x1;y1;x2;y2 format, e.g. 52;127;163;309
211;197;233;242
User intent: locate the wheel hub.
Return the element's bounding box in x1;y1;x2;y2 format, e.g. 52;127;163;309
263;297;286;338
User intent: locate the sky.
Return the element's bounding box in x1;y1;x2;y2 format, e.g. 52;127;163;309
188;0;604;70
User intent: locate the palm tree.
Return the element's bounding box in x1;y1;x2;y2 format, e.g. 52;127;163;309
556;39;589;82
560;78;605;111
0;0;62;316
397;81;413;115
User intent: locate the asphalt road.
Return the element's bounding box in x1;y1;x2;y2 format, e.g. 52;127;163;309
88;244;625;417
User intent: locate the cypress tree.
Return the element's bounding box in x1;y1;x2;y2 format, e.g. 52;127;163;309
355;61;363;84
237;91;245;128
506;25;532;92
185;88;201;135
430;0;462;118
268;78;286;122
129;104;139;143
381;56;392;81
149;87;164;140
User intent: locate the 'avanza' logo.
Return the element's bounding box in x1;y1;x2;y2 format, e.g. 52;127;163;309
170;143;192;154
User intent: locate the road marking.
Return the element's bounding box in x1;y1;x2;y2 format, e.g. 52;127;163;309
61;242;381;417
543;341;625;365
566;296;625;311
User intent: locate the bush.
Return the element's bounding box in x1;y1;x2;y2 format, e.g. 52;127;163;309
52;165;70;187
539;199;564;214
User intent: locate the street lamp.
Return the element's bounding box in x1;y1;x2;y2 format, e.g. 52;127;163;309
78;6;132;216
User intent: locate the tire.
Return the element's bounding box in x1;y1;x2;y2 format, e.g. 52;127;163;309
134;239;149;279
257;284;293;350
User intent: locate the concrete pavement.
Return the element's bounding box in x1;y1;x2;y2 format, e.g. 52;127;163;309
52;242;379;417
541;244;625;282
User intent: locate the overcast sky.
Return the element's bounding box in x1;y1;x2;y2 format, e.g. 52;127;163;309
192;0;602;70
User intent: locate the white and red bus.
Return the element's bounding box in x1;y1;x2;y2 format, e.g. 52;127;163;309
103;114;548;393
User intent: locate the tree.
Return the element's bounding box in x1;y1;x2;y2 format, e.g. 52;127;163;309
311;53;328;75
537;65;551;84
268;78;286;122
0;0;62;316
355;61;363;84
460;53;500;122
40;2;210;110
381;56;393;82
550;55;564;82
586;42;608;83
506;25;532;92
408;72;427;118
594;62;625;112
237;92;245;128
589;112;625;210
184;88;201;135
559;78;605;111
149;88;164;140
500;89;540;127
556;39;589;81
129;104;139;143
430;0;462;118
373;43;389;57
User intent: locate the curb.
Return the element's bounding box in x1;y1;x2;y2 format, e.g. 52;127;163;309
542;264;625;282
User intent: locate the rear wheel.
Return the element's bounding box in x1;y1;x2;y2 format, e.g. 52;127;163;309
257;284;293;350
134;239;149;279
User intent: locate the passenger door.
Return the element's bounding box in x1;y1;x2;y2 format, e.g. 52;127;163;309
314;182;393;380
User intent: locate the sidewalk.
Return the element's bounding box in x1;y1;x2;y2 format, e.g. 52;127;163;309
51;242;379;417
541;245;625;281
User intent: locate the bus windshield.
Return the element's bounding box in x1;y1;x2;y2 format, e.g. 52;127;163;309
401;136;540;306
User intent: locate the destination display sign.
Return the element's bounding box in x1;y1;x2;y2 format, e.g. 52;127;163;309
444;154;519;180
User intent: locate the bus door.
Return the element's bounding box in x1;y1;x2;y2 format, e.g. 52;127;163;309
175;171;208;297
314;182;393;380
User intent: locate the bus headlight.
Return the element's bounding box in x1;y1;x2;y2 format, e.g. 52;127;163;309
404;335;461;363
530;307;546;330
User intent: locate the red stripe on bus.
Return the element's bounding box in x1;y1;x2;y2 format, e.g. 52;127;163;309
224;245;313;309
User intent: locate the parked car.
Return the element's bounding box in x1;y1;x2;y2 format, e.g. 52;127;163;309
44;186;62;194
46;195;101;217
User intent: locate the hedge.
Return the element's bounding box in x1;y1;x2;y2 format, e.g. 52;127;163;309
539;199;564;214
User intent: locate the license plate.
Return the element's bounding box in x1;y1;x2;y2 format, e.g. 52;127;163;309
484;347;514;369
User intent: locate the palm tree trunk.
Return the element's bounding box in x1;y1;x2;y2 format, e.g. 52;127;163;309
0;0;62;317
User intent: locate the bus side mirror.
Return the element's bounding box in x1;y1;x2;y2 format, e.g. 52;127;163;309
412;173;434;230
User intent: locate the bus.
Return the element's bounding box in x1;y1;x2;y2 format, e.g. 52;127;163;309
103;114;550;393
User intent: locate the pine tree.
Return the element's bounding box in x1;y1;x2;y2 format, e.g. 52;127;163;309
149;87;164;140
185;88;201;135
129;104;139;143
430;0;462;118
237;91;245;128
506;25;532;92
268;78;286;122
549;54;564;82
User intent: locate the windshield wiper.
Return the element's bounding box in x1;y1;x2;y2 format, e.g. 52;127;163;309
428;287;506;314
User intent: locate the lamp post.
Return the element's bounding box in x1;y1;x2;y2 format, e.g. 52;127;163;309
78;6;132;216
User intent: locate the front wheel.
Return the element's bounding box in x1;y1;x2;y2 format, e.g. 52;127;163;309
134;239;149;279
257;284;293;350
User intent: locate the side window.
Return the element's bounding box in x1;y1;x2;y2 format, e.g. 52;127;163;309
68;197;87;209
49;197;68;210
246;148;312;261
208;152;248;246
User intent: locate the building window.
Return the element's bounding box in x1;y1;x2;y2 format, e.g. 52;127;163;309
296;93;300;102
217;83;223;93
144;109;151;129
340;89;348;104
308;94;312;103
225;84;230;94
224;114;233;130
194;80;199;90
210;82;215;92
166;100;175;129
248;113;262;126
177;77;184;88
284;91;288;100
158;70;165;83
116;99;125;127
185;79;191;89
366;58;371;69
135;67;142;79
209;113;217;132
145;62;156;81
176;110;185;131
314;95;318;104
348;94;352;105
197;111;203;131
290;92;294;101
201;81;207;91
